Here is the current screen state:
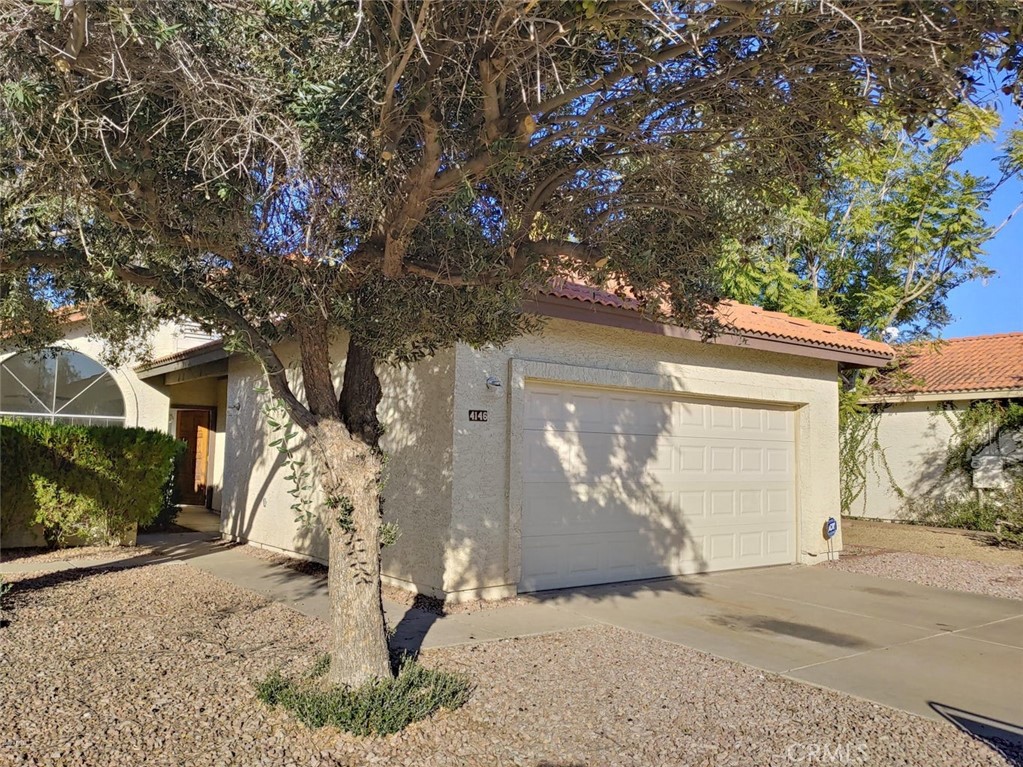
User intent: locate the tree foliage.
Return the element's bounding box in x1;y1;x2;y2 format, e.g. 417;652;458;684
2;2;1022;362
719;104;1023;340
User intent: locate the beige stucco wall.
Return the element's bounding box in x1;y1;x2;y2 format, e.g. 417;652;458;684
445;318;843;601
219;336;456;596
858;402;967;520
215;319;843;602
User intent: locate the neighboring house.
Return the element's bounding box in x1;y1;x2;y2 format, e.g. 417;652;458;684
2;285;892;600
860;333;1023;521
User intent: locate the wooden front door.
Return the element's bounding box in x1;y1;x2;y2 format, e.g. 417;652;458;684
176;409;211;506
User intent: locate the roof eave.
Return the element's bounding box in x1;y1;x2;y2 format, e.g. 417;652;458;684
862;387;1023;405
525;295;893;368
135;342;228;379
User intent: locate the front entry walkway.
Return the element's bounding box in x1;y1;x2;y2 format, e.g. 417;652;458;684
4;535;1019;735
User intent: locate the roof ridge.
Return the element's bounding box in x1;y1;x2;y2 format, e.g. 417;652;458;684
898;331;1023;346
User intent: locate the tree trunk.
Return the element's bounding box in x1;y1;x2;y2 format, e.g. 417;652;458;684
340;340;383;447
295;323;391;688
310;418;392;687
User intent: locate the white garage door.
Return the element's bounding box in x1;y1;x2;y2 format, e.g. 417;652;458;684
520;382;796;592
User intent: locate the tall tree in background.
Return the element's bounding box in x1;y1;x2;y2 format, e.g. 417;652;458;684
719;105;1023;341
2;1;1021;686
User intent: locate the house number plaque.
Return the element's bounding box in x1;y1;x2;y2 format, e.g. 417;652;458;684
468;410;489;422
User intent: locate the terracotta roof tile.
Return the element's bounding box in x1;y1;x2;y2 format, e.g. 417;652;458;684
879;333;1023;394
542;282;893;358
135;339;225;371
138;283;893;371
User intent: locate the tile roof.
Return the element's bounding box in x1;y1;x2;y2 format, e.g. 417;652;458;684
138;283;893;371
135;339;226;371
878;333;1023;394
542;282;893;358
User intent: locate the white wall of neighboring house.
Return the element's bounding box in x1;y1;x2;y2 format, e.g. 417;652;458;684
858;403;962;520
860;399;1022;521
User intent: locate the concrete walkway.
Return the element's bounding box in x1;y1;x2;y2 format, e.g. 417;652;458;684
0;530;592;653
3;531;1020;734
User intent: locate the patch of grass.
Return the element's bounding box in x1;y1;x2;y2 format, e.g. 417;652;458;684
256;656;472;736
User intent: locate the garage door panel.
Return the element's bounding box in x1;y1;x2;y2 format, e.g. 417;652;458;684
522;430;578;480
527;431;676;485
520;384;796;591
678;445;706;473
522;484;676;537
674;440;790;482
606;393;671;434
679;490;708;519
520;530;678;591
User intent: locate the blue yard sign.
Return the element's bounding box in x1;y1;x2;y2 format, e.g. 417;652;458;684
825;517;838;539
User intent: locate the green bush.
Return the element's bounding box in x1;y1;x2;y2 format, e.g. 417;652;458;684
256;655;473;736
0;418;184;547
902;481;1023;547
140;453;184;533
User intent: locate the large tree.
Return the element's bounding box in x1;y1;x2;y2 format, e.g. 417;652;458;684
2;1;1020;686
718;103;1023;340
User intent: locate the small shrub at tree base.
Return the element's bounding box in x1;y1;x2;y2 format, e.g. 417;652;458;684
256;656;473;736
0;419;184;546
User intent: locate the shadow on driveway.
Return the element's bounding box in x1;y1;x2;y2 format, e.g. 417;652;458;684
930;702;1023;767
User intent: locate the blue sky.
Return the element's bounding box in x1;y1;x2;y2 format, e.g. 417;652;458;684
943;95;1023;337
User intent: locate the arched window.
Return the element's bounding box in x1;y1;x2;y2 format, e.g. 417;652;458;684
0;348;126;426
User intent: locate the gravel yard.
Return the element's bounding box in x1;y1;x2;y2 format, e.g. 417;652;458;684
0;560;1014;767
830;519;1023;600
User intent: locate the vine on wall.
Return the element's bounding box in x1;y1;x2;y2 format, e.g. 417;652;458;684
838;387;904;516
939;399;1023;480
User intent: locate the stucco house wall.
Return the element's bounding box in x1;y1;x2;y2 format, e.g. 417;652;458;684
446;318;842;601
216;318;844;602
856;334;1023;521
219;336;457;596
859;402;966;521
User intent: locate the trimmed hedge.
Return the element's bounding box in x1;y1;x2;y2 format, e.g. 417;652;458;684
0;419;184;547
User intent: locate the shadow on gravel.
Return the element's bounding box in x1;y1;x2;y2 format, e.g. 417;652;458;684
931;702;1023;767
3;538;239;607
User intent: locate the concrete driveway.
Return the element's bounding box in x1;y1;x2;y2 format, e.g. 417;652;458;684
529;565;1023;730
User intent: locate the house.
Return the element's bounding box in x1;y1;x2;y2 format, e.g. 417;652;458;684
2;286;892;600
0;315;226;546
859;333;1023;521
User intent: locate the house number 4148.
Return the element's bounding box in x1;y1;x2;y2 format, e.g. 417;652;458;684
468;410;488;422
